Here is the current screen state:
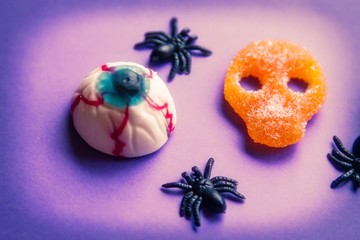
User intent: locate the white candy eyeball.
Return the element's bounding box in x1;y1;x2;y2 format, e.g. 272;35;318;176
71;62;177;158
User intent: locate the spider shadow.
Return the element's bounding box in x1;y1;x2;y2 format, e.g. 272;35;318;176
160;188;203;231
160;188;185;197
195;196;245;231
220;97;297;165
194;207;225;231
352;184;360;193
160;188;245;231
148;60;169;71
343;182;359;193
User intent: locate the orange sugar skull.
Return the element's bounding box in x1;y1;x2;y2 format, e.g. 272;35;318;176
224;40;326;147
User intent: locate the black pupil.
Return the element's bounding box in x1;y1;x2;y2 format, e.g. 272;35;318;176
112;69;143;97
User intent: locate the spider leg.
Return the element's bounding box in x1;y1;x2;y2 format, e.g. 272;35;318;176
185;45;212;56
352;136;360;157
331;168;355;188
134;39;166;49
178;50;187;74
181;172;195;185
331;149;354;163
353;173;360;190
211;176;238;186
204;158;214;180
142;35;168;44
180;191;193;217
179;28;190;37
185;195;199;219
215;186;246;199
191;166;203;178
333;136;356;159
168;52;180;81
185;35;198;45
181;50;192;74
193;196;203;227
213;180;237;189
178;28;191;42
144;32;172;41
327;153;353;169
170;17;178;38
162;182;192;191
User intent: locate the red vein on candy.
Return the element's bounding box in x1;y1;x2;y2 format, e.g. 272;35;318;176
143;96;175;134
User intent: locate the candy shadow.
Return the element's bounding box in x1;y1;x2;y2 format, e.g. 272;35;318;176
221;98;297;164
66;113;117;161
200;196;245;229
65;112;159;174
201;208;224;226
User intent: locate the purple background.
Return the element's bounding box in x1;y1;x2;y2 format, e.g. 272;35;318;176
1;0;360;239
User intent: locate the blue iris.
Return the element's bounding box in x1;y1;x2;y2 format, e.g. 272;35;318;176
97;67;149;109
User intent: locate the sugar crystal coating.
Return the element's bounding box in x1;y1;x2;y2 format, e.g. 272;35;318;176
224;40;326;147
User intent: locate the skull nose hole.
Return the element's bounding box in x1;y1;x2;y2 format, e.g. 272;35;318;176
239;75;262;91
287;78;308;93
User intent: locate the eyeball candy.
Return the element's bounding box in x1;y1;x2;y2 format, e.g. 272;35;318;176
224;40;326;147
71;62;177;157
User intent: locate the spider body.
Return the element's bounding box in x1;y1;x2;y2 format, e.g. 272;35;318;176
134;17;212;81
162;158;245;227
188;174;226;213
327;135;360;189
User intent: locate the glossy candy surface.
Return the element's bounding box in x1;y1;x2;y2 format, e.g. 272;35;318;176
71;62;176;157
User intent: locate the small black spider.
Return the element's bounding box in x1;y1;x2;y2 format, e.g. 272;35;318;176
327;135;360;190
162;158;245;227
134;17;212;81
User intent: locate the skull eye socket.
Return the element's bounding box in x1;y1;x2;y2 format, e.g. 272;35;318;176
287;77;308;93
239;75;262;91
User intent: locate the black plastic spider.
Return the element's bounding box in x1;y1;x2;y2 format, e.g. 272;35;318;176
162;158;245;227
134;17;212;81
327;135;360;190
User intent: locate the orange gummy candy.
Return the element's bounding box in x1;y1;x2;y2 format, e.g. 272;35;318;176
224;40;326;147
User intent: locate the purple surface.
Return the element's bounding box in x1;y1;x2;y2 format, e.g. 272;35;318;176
1;0;360;239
